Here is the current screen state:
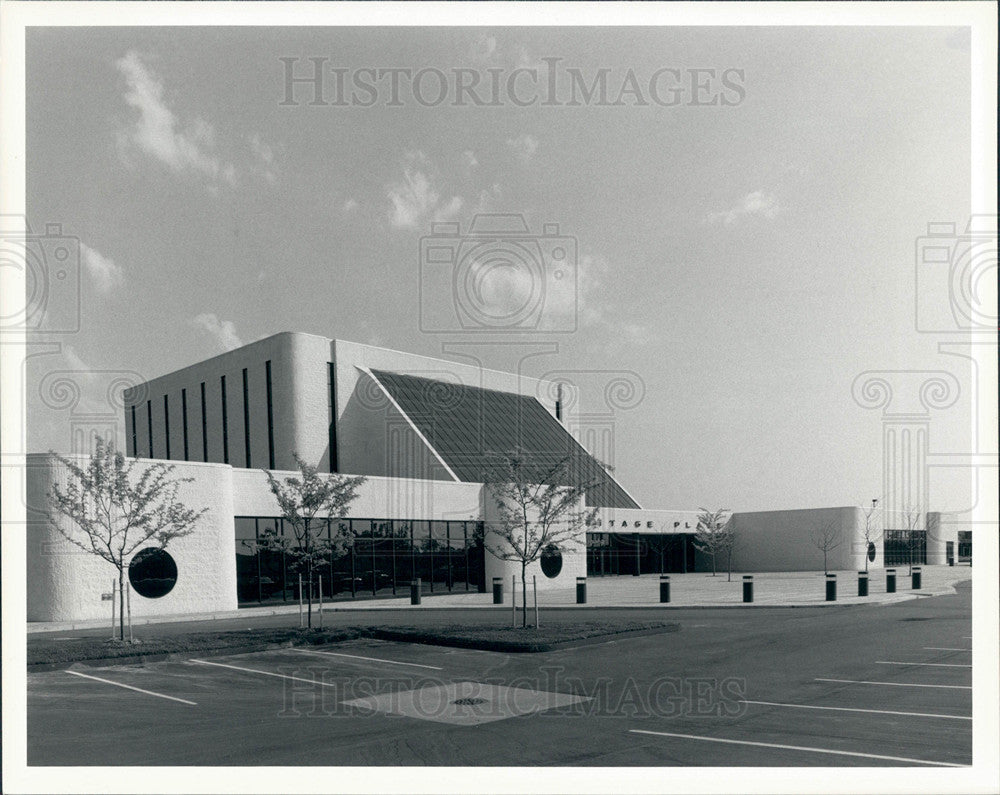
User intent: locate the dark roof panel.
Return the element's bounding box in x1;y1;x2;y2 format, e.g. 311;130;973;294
369;369;640;509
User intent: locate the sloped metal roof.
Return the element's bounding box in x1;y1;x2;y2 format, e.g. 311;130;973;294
369;369;640;509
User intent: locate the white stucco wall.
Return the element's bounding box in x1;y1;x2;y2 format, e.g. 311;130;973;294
26;454;237;622
230;468;484;521
593;507;702;535
726;506;867;572
479;483;588;591
123;332;330;472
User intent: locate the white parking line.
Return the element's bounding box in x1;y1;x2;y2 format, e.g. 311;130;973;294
816;678;970;690
923;647;971;652
741;699;969;721
189;658;341;687
628;729;965;767
66;670;197;705
875;661;971;668
287;648;443;670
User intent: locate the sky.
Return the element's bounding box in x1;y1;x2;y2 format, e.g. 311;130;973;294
24;26;980;513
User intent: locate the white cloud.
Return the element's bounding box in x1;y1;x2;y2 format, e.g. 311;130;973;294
191;313;243;351
80;243;124;293
506;133;539;162
705;191;783;227
387;151;463;229
248;133;278;183
116;50;238;186
474;183;503;214
461;150;478;170
343;198;359;213
61;344;96;377
469;34;498;62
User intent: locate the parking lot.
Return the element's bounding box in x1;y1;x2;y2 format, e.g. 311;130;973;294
28;582;971;767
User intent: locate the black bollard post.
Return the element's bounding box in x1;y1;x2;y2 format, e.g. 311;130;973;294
410;578;421;605
742;575;753;603
858;571;868;597
912;566;922;590
492;577;504;605
576;576;587;604
825;573;837;602
886;568;896;593
659;575;671;603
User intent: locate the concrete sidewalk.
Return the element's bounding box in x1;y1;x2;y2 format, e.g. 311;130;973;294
26;565;970;634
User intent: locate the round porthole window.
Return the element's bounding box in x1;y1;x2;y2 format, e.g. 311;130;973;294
540;544;563;579
867;542;877;563
128;548;178;599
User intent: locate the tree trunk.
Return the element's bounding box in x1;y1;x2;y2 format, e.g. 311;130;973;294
521;562;528;628
306;559;313;628
118;567;125;641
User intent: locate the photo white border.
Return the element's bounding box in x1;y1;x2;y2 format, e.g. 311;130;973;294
2;2;996;793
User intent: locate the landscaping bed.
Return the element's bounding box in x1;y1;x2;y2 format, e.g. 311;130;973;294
28;620;680;670
370;620;680;653
28;627;365;670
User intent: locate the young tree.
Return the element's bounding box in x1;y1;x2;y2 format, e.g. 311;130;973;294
810;519;843;575
46;438;208;641
719;517;740;582
693;508;732;577
481;449;603;627
645;532;686;575
860;498;881;572
258;455;366;627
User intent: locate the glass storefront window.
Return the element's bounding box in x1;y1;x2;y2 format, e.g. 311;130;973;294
235;516;487;605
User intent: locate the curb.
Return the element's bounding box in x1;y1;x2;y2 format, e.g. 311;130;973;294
29;623;681;670
368;623;680;654
27;582;965;634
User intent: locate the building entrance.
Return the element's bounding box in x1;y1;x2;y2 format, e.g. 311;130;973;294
586;532;695;576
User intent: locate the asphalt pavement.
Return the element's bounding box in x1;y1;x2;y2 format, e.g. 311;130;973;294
27;582;971;767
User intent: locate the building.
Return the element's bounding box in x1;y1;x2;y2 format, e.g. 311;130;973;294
25;332;958;623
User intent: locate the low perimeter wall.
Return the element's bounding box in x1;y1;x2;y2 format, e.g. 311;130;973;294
729;507;959;572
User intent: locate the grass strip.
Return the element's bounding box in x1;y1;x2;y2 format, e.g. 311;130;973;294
28;620;679;669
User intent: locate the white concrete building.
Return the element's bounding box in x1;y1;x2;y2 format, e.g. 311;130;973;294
25;333;958;622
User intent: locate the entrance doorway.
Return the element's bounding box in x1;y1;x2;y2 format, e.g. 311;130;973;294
586;533;695;576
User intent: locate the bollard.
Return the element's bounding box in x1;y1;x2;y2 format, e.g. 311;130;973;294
659;575;671;603
858;571;868;597
886;568;896;593
576;576;587;604
825;573;837;601
742;575;753;603
410;578;421;605
492;577;504;605
912;566;922;590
